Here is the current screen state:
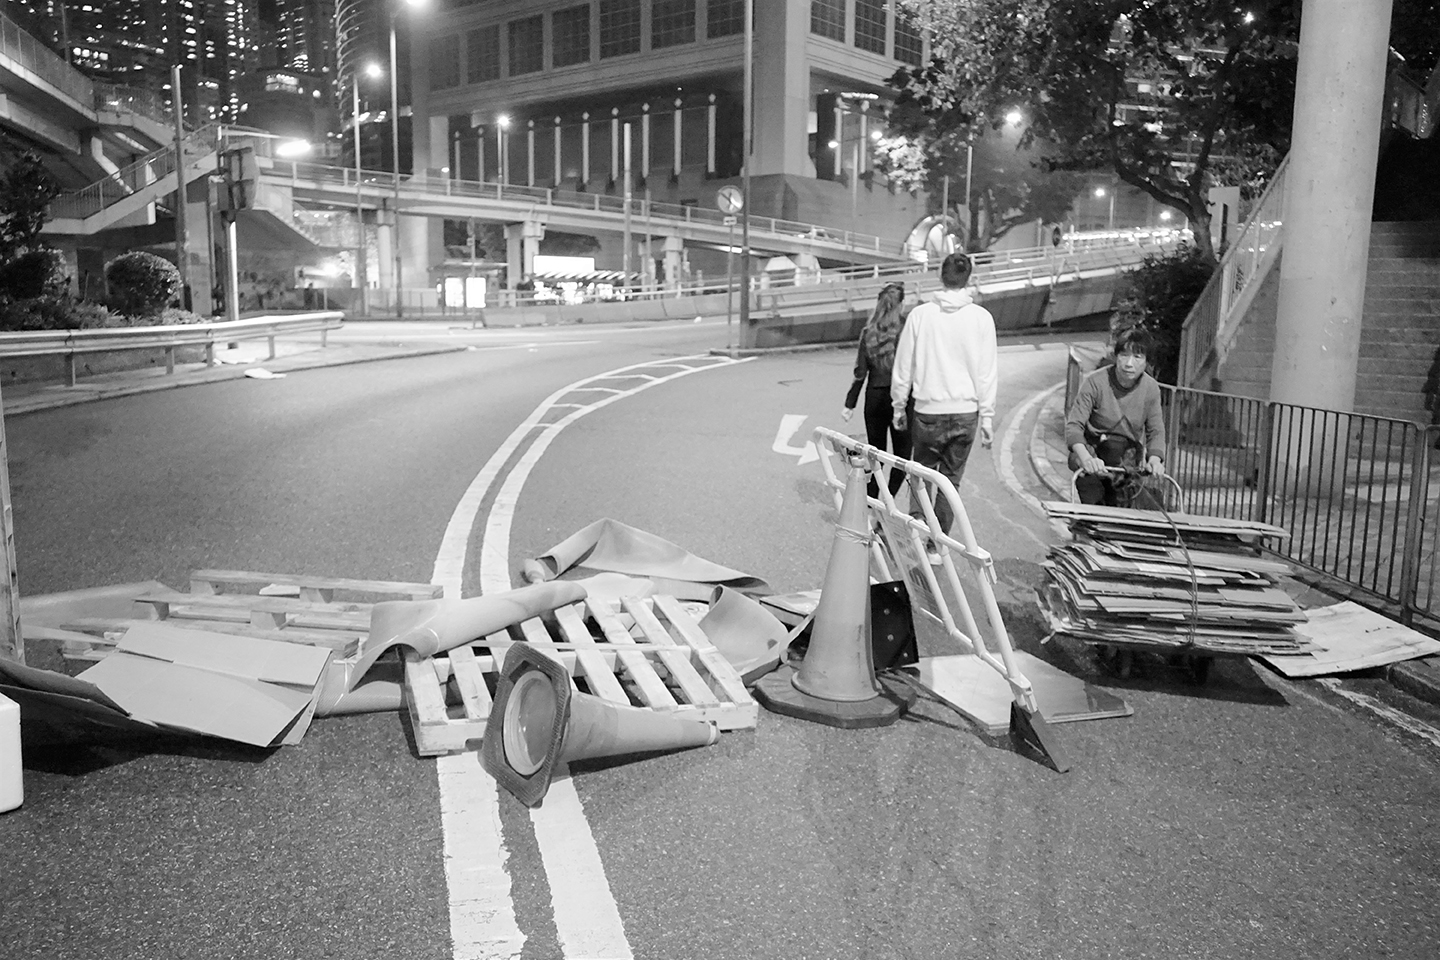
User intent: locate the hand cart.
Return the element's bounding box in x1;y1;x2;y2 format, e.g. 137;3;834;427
1066;466;1220;685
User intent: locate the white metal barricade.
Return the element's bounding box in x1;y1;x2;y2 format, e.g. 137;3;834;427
812;426;1041;718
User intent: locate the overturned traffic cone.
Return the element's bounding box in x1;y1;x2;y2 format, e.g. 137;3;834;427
753;451;917;728
480;642;719;807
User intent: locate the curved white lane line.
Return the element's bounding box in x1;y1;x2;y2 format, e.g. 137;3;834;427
480;355;749;960
431;353;751;960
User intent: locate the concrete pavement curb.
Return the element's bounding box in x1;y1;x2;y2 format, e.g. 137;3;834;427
1;342;468;416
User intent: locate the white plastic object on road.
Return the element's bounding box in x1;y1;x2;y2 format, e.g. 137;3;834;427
0;691;21;813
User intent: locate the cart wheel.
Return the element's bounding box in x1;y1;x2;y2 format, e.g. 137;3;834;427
1095;644;1117;673
1183;655;1212;685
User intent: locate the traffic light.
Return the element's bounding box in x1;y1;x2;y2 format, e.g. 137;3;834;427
220;146;259;212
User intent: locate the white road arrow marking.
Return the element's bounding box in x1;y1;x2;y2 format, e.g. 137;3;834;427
772;414;819;464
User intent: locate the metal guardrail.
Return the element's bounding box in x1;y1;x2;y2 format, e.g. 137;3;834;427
1153;381;1439;633
0;313;343;387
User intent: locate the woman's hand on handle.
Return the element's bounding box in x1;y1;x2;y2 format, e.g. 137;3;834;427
840;406;854;423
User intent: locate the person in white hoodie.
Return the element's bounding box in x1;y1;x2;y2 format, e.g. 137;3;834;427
890;252;998;541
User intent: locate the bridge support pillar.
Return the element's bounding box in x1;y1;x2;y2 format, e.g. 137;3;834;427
400;212;432;309
661;235;685;291
1271;0;1392;415
505;220;545;293
376;210;395;293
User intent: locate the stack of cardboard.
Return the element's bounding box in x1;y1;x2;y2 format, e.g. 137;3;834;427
1040;502;1311;656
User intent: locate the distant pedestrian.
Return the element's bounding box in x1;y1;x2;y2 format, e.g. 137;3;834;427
890;252;998;550
842;282;913;498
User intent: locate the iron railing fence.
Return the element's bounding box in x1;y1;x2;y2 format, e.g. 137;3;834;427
1158;382;1438;632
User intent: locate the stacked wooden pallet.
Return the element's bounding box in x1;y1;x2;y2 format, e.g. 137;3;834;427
46;569;758;756
1040;502;1312;656
53;569;442;665
405;593;758;757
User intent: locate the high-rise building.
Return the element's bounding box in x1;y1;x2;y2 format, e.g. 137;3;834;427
8;0;262;122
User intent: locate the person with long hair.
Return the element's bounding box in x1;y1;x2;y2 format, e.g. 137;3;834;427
842;281;913;497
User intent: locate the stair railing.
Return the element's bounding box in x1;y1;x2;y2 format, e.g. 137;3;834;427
48;124;221;222
1176;153;1289;389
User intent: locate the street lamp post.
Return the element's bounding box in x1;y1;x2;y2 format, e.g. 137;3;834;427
352;63;381;317
387;0;426;319
737;0;753;328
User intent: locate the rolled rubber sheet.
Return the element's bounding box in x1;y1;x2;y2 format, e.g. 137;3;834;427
522;518;770;600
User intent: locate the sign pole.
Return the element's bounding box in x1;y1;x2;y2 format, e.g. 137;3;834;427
726;217;735;349
0;381;20;664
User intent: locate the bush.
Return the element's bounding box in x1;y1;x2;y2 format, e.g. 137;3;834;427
105;251;179;317
0;247;68;299
0;294;82;332
1112;242;1215;385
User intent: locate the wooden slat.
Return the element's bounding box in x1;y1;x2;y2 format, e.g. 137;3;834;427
554;604;631;704
622;597;720;708
446;644;493;721
134;589;372;631
189;569;441;601
651;595;753;708
586;599;677;709
56;616;361;659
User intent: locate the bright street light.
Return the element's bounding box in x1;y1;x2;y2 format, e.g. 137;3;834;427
1094;187;1107;198
1005;109;1023;125
275;139;311;158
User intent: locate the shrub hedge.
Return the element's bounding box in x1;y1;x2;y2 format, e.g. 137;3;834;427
104;251;180;317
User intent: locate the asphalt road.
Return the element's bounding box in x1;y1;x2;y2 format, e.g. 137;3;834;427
1;319;1437;960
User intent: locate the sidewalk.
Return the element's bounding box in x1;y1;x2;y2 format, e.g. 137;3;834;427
0;336;467;416
1013;382;1440;708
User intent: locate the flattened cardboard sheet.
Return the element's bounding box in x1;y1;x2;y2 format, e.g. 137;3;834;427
912;651;1131;735
0;657;129;714
79;654;312;747
117;621;332;687
1262;601;1440;677
0;683;157;736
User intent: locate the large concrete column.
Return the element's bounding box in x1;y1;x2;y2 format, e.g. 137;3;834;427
400;213;432;305
505;220;545;289
752;0;810;177
662;235;684;290
1271;0;1394;412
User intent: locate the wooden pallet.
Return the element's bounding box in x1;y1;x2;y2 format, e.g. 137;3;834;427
404;594;759;757
55;570;439;664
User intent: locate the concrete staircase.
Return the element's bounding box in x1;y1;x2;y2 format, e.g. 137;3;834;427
1215;220;1440;424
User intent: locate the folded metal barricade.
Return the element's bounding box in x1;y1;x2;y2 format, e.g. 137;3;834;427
812;427;1070;771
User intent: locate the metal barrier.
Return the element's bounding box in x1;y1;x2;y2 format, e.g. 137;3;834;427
812;426;1043;717
1158;382;1439;630
0;312;343;387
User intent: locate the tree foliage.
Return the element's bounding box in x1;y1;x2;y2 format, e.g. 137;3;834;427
1112;242;1215;385
0;152;61;259
882;82;1085;251
892;0;1301;262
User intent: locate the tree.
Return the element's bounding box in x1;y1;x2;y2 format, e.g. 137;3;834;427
0;152;61;260
879;87;1084;252
892;0;1301;263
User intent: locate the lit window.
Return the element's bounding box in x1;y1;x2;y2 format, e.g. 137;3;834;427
810;0;844;41
599;0;641;58
893;12;923;65
854;0;885;54
552;4;590;68
508;15;543;75
652;0;695;49
706;0;743;38
467;24;500;82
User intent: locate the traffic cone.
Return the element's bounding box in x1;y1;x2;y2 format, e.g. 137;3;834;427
480;642;719;807
753;451;916;728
